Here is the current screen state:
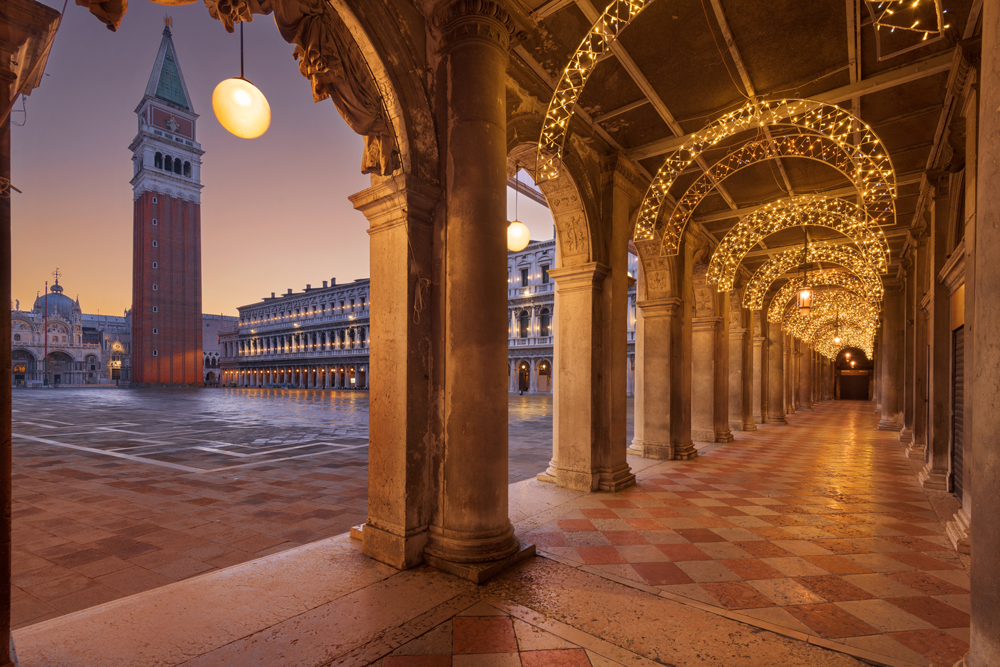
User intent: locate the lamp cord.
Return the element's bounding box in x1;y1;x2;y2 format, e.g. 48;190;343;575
240;22;244;79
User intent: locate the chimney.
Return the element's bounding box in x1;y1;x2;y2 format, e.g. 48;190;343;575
286;288;293;295
322;281;328;288
331;277;336;286
271;292;275;298
305;284;312;291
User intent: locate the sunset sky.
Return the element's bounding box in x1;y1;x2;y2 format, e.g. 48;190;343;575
12;1;553;317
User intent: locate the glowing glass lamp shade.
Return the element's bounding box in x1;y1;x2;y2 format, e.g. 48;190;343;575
834;335;841;344
798;288;812;317
213;77;271;139
507;220;530;252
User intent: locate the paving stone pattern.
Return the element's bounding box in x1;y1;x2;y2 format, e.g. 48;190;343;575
528;401;970;667
8;388;578;629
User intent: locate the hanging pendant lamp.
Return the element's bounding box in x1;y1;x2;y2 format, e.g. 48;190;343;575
833;308;841;344
213;22;271;139
507;164;531;252
798;227;812;316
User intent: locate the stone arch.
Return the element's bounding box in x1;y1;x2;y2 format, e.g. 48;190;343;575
767;270;878;324
506;127;596;269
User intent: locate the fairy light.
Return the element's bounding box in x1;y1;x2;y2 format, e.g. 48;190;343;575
631;99;897;251
870;0;946;35
708;196;890;292
535;0;653;182
645;130;896;254
767;270;877;324
744;243;884;311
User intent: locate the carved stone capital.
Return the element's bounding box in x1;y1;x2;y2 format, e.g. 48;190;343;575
440;0;513;51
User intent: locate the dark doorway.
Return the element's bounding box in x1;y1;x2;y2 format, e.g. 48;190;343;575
839;372;870;400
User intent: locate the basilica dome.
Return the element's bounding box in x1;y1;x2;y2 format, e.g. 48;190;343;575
32;282;80;319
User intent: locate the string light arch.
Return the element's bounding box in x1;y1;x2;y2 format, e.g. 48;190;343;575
709;195;890;292
744;243;883;311
767;271;878;324
535;0;654;183
783;293;879;341
650;132;895;254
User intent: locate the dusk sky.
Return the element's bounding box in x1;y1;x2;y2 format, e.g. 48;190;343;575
12;1;553;317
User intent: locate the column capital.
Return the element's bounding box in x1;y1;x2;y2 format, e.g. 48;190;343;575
548;262;609;292
635;297;681;317
351;173;441;234
438;0;513;51
692;316;722;332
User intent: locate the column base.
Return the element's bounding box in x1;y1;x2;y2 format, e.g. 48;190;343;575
763;415;787;424
876;418;899;431
599;463;636;492
425;523;521;566
945;508;972;554
904;440;926;460
359;521;428;570
715;430;734;443
691;429;716;442
918;463;949;491
898;427;913;444
673;441;698;460
556;466;600;491
742;420;758;432
536;460;558;484
629;439;673;460
423;539;535;584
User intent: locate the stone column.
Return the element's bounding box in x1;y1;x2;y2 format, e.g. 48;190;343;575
920;180;953;491
630;298;682;459
350;173;439;569
899;260;916;443
784;334;795;415
728;323;749;431
528;359;537;393
911;236;930;457
877;284;904;429
967;5;1000;663
798;341;811;409
752;312;765;423
691;313;733;442
765;320;786;423
422;3;522;570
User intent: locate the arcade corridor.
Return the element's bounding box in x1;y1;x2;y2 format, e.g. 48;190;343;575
13;401;968;667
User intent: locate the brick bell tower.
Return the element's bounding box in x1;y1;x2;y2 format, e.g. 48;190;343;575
129;21;204;385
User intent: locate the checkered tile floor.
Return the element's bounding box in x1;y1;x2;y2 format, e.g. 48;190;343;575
528;401;969;667
379;601;633;666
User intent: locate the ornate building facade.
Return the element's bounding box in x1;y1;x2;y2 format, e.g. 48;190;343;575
218;242;639;395
218;279;371;389
129;25;204;385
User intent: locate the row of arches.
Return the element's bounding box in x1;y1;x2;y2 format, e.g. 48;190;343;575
153;152;191;177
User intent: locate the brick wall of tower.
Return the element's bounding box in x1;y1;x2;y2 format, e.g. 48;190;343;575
132;191;203;384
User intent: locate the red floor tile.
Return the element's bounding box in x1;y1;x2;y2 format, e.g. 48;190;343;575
656;544;712;561
887;597;970;629
887;572;968;595
382;657;451;667
453;616;518;654
673;529;726;543
645;507;684;519
883;523;938;537
890;629;969;666
631;562;694;586
883;536;948;552
884;552;959;571
519;648;592;666
558;520;597;533
784;603;880;639
601;531;649;546
721;558;785;580
601;500;637;509
801;555;874;575
580;508;618;520
576;546;626;565
732;541;795;559
701;581;776;609
625;518;664;531
809;539;867;554
793;576;875;602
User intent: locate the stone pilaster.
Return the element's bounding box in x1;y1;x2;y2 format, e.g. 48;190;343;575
899;259;915;443
877;284;904;430
764;320;786;423
631;297;683;459
729;325;755;431
751;311;765;423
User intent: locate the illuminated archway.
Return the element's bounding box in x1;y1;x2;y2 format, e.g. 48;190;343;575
744;244;882;311
709;196;890;292
766;270;879;324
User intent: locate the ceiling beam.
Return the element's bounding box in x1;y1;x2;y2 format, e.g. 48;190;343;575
593;98;650;123
507;177;549;208
626;49;955;162
531;0;576;20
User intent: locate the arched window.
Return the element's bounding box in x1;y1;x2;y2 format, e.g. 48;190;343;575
154;152;163;169
519;310;530;338
174;159;182;175
164;155;172;171
13;334;20;342
183;161;191;177
539;308;551;337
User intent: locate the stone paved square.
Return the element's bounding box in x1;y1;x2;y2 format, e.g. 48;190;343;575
9;387;634;628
